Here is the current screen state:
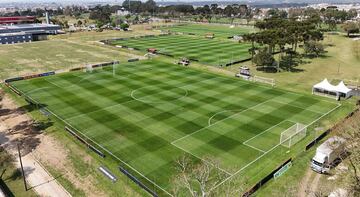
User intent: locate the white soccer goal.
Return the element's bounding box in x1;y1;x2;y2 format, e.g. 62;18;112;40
85;64;93;73
280;123;307;148
251;76;275;87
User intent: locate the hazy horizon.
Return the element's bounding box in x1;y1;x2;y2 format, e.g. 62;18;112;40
1;0;360;3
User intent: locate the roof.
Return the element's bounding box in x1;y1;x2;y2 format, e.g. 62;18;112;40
335;81;352;94
317;136;345;155
0;32;29;37
0;23;60;31
313;78;353;94
0;16;36;24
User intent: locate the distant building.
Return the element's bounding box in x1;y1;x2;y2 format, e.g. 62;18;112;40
116;8;130;16
0;16;36;24
0;32;32;44
0;23;61;45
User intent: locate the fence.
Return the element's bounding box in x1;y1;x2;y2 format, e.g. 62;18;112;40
65;126;105;158
243;158;292;197
119;166;158;197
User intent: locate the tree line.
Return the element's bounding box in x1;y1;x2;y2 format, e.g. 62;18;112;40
243;17;325;72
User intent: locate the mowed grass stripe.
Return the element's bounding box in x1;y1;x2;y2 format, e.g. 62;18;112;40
11;59;339;192
112;35;252;66
161;24;254;38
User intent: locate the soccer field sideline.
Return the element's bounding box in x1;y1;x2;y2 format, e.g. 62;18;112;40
37;86;341;196
7;60;342;196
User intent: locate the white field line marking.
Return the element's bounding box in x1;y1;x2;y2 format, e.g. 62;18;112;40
242;144;266;153
63;71;238;121
45;78;64;89
65;99;137;121
172;143;233;176
45;107;173;196
209;102;342;192
68;86;190;121
130;87;188;104
171;100;271;145
272;100;325;115
13;88;173;197
25;87;50;95
243;120;295;144
208;109;244;126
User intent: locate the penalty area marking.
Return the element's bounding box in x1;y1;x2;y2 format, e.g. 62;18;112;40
208;101;342;193
171;143;233;176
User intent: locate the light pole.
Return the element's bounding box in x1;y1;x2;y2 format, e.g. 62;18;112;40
17;143;27;191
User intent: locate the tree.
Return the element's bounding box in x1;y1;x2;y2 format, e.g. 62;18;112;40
304;41;325;57
142;0;157;14
342;22;360;37
77;20;83;27
172;155;247;197
224;5;234;17
89;5;112;25
253;47;276;70
122;0;142;13
333;111;360;196
120;23;129;30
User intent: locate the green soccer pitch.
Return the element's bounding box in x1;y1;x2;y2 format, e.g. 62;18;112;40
111;35;252;66
160;24;255;38
10;60;340;195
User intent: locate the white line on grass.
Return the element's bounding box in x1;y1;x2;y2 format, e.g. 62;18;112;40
171;143;233;176
45;78;63;89
130;87;188;104
208;102;342;193
208;109;245;126
242;120;295;144
65;99;137;121
242;144;266;153
46;107;174;196
272;100;325;115
171;100;271;145
14;88;173;197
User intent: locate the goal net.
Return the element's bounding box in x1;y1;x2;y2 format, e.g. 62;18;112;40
251;76;275;87
85;64;93;73
280;123;307;148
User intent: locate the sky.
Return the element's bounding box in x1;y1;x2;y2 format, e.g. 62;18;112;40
1;0;360;3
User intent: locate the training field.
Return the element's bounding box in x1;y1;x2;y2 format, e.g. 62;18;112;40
111;35;252;66
160;24;255;38
11;60;339;195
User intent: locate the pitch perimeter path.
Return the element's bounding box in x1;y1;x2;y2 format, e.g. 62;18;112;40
11;60;340;195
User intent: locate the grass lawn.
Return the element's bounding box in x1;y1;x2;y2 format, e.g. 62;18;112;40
160;23;256;39
9;59;342;195
228;34;360;93
111;35;252;66
0;25;160;81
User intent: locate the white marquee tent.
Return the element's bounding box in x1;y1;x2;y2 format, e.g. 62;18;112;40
312;79;353;99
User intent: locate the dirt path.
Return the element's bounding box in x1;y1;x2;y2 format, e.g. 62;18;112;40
0;92;71;197
0;125;71;197
298;167;321;197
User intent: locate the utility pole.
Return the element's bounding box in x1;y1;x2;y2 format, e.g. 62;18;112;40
17;143;27;191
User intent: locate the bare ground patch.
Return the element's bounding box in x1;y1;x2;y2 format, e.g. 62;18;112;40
0;91;106;197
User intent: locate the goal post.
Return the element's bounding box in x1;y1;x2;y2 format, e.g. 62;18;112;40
85;64;93;73
251;76;275;87
280;123;307;148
